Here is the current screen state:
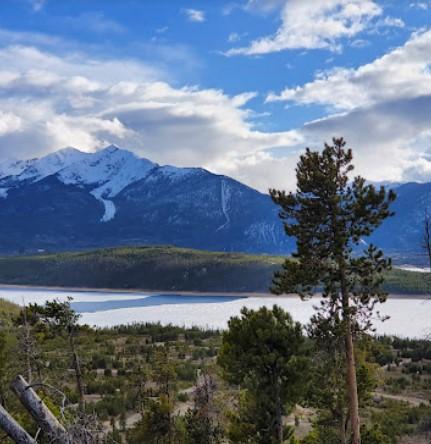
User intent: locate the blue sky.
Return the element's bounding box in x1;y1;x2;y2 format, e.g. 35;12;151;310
0;0;430;191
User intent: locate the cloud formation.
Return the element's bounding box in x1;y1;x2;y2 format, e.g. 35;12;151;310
267;29;431;109
1;18;431;193
0;37;299;191
183;8;206;23
267;29;431;183
227;0;383;55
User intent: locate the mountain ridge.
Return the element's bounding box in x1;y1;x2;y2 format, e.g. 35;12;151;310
0;145;291;254
0;145;428;259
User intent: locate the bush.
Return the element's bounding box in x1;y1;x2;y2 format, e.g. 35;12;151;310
177;392;189;402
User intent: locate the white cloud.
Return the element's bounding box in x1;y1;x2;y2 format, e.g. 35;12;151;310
409;2;429;10
0;38;300;191
183;8;206;23
265;29;431;185
0;112;22;135
351;38;369;48
244;0;286;14
227;0;382;56
1;24;431;194
376;16;405;28
267;29;431;110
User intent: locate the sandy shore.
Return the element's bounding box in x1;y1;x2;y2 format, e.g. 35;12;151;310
0;284;429;300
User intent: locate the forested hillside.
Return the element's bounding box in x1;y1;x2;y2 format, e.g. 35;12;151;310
0;246;429;294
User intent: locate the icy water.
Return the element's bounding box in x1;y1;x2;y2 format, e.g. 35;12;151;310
0;286;430;338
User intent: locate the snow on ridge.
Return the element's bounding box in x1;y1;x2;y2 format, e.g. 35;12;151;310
0;147;88;185
158;165;197;179
20;147;88;181
58;147;157;222
59;146;156;194
0;144;202;222
0;158;32;178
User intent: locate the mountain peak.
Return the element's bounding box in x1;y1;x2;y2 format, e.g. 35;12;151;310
56;146;83;155
101;144;120;154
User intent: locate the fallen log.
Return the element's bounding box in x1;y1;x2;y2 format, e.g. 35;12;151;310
0;403;36;444
10;375;68;443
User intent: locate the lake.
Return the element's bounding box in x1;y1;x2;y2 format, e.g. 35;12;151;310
0;286;429;338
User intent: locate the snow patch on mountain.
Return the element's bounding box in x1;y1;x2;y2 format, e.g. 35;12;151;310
245;222;277;244
0;188;9;198
216;179;232;231
90;188;116;222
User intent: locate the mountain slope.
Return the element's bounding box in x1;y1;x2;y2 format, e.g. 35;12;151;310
371;182;431;262
0;146;292;254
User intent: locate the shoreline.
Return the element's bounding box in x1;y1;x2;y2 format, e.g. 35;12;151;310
0;284;429;300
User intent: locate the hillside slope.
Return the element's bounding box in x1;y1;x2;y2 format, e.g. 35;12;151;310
0;246;429;294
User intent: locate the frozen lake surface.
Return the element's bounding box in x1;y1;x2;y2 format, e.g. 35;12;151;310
0;286;430;338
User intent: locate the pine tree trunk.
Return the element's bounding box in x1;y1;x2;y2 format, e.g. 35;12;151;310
339;259;361;444
344;312;361;444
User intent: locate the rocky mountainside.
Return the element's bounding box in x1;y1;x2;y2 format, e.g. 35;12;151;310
0;145;292;254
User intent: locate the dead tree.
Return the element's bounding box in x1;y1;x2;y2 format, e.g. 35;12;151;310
0;375;105;444
11;375;68;443
0;403;36;444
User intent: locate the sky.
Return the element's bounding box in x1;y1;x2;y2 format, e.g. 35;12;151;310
0;0;430;191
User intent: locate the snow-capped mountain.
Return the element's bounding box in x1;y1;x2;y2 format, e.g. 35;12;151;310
0;145;197;223
0;145;292;254
58;146;157;222
0;145;422;258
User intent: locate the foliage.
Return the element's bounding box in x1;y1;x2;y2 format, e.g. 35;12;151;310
218;305;307;443
368;400;431;443
270;138;396;331
127;397;173;444
270;138;395;444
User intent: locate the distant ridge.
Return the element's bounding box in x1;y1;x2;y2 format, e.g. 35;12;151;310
0;246;427;294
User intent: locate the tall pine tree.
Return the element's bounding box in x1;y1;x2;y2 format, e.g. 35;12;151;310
270;138;396;444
